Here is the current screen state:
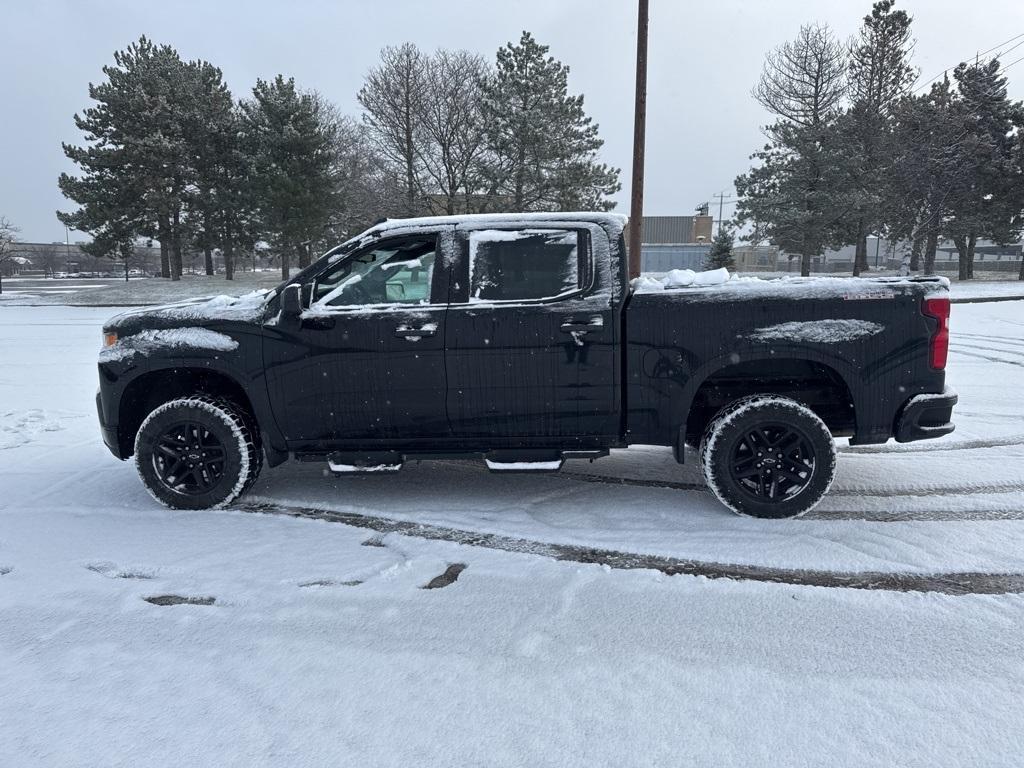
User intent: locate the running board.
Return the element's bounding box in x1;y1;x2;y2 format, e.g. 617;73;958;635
327;451;403;474
484;449;564;473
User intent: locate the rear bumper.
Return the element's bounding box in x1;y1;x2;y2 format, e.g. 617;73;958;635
894;386;957;443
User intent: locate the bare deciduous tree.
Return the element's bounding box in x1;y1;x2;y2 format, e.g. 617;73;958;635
418;50;490;214
0;217;24;294
753;23;847;132
358;43;429;216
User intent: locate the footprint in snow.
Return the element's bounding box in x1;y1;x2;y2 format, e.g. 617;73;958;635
0;567;11;577
0;409;84;450
86;562;155;580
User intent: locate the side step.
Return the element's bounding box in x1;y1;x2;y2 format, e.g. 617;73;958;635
484;449;563;473
327;451;403;474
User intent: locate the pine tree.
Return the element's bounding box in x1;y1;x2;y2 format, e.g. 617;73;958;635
479;31;619;211
944;59;1024;280
59;37;193;280
240;76;340;278
736;24;848;276
840;1;916;275
705;227;736;270
889;79;961;275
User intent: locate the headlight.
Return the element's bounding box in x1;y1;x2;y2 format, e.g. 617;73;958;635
103;332;118;348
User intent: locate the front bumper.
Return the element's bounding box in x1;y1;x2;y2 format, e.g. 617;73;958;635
96;388;123;458
894;386;957;443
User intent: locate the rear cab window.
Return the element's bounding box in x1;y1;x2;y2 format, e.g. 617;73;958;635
459;228;591;304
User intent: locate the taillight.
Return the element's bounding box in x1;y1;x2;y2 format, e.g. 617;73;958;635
923;297;950;370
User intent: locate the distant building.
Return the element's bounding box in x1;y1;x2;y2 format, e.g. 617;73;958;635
639;215;714;272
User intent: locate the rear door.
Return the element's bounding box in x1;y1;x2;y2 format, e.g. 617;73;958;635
444;223;617;441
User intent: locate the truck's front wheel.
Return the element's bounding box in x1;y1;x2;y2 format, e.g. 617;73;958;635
699;396;836;519
134;396;261;510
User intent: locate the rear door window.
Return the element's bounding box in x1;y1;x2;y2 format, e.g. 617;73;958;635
467;229;581;302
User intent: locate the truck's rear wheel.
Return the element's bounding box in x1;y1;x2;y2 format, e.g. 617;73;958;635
134;396;260;510
699;396;836;519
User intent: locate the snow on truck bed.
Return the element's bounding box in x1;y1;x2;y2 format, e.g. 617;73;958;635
633;270;950;301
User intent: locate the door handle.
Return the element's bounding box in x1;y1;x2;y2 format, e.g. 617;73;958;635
560;318;604;334
394;325;437;339
301;314;335;330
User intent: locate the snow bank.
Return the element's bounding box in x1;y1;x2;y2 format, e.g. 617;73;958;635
100;327;238;362
633;268;731;293
749;319;885;344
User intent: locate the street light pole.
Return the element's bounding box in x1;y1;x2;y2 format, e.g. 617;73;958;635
627;0;649;280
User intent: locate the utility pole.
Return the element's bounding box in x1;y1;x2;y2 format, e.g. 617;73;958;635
711;192;736;236
627;0;649;280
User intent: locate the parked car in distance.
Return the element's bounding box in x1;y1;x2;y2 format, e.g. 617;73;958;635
96;212;955;518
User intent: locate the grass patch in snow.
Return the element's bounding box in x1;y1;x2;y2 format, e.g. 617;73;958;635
143;594;215;606
298;579;363;588
422;563;467;590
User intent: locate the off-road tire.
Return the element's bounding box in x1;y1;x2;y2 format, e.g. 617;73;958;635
134;396;261;510
699;395;836;519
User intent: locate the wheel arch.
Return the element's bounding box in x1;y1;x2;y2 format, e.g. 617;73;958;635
679;353;857;450
116;365;282;464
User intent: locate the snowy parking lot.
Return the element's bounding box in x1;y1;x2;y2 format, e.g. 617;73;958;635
2;302;1024;766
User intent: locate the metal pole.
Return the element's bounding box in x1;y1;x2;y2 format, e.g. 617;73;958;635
627;0;649;280
64;226;71;275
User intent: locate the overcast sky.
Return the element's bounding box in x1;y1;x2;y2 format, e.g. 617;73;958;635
2;0;1023;243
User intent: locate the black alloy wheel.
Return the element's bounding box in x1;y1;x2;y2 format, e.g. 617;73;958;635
152;421;227;495
700;396;837;519
726;422;815;502
134;396;260;510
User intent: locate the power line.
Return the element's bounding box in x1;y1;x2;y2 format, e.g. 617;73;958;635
914;31;1024;93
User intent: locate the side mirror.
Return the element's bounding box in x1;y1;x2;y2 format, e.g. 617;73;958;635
280;283;302;318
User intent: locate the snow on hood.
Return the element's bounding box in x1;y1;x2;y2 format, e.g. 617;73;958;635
99;327;239;363
104;290;271;333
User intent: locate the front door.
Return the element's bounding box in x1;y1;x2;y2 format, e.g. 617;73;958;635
443;224;616;441
263;228;453;447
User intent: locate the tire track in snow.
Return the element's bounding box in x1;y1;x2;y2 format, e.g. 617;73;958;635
235;502;1024;595
554;469;1024;502
840;434;1024;454
955;332;1024;348
949;348;1024;368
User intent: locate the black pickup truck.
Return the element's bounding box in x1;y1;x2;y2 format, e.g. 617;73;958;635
97;212;956;518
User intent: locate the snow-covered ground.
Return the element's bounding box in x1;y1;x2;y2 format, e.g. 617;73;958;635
2;303;1023;766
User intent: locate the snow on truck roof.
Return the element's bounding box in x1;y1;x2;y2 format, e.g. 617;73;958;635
368;211;628;232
